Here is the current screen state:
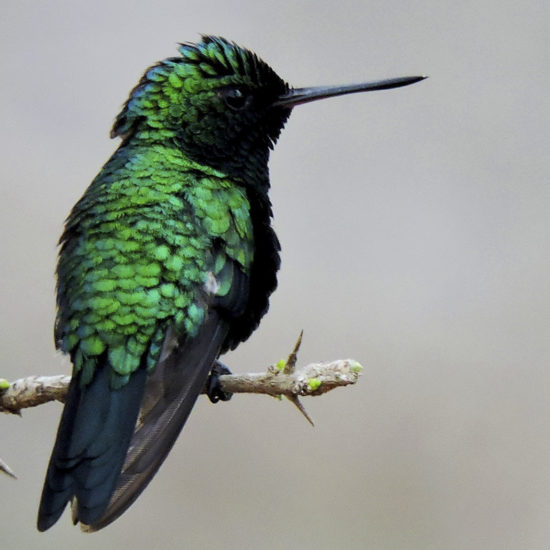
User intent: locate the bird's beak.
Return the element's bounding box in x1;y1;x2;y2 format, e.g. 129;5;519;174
274;75;427;108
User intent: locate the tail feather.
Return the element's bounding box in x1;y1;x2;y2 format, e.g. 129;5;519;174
37;360;147;531
81;312;228;532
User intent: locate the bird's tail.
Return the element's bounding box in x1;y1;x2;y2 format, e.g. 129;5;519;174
80;311;228;531
37;358;147;531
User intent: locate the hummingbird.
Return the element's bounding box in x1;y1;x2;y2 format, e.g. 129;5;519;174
37;35;425;532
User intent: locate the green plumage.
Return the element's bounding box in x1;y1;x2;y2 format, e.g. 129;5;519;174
38;35;424;532
57;144;253;387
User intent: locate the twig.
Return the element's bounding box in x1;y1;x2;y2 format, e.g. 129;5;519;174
0;375;71;414
0;360;362;415
1;337;362;476
0;457;17;479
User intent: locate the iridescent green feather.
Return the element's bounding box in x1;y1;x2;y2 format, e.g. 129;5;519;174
57;143;253;388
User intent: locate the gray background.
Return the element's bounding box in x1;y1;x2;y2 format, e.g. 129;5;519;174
2;1;549;549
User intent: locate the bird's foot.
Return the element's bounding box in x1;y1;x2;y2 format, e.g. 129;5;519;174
206;361;233;403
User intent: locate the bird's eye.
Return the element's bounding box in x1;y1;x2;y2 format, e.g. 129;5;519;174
222;87;250;110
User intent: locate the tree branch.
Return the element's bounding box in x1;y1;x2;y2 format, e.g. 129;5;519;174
0;336;362;477
0;359;362;415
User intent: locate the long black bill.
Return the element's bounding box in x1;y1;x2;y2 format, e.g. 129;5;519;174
275;75;427;108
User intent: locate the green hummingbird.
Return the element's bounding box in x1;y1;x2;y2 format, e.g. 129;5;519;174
37;35;425;532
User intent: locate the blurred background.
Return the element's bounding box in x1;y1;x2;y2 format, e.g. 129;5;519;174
2;1;549;549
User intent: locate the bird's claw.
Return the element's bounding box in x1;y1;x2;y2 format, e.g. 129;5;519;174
206;361;233;403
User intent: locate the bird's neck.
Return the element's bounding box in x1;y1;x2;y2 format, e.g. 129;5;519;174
116;136;272;197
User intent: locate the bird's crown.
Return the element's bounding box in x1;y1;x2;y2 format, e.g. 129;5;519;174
111;36;290;174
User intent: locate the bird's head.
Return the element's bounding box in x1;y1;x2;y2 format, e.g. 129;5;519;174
112;36;291;181
112;35;425;184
